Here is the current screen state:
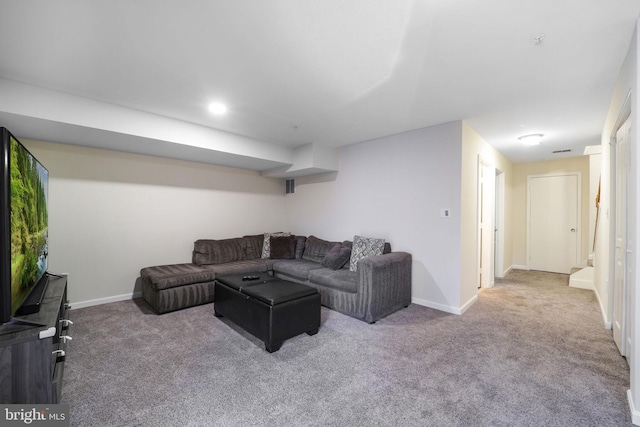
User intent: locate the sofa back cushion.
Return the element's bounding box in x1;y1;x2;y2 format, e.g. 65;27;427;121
302;235;339;262
193;238;250;265
293;236;307;259
241;234;265;260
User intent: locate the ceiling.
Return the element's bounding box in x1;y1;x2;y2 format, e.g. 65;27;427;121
0;0;639;172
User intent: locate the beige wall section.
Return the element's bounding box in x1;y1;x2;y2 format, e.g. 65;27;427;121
511;156;591;269
22;139;287;306
460;123;513;308
587;153;602;263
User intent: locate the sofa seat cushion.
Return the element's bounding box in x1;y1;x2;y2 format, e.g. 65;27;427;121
308;268;357;293
141;263;216;291
200;259;270;276
272;259;324;281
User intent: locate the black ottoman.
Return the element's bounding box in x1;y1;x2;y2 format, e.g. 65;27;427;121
214;276;320;352
213;272;278;291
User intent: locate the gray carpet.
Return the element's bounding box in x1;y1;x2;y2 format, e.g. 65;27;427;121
61;270;632;426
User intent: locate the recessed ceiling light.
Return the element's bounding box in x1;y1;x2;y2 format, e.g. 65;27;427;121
530;33;546;45
519;134;544;146
208;102;227;115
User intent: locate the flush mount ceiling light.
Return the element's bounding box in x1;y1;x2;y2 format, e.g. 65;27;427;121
208;102;227;115
519;134;544;146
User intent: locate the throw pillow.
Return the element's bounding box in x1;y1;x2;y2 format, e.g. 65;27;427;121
269;235;296;259
261;232;291;258
349;235;385;271
322;243;352;270
302;235;338;262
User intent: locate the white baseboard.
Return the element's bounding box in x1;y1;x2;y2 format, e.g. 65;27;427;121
459;294;478;314
412;297;459;314
412;294;478;315
500;265;513;277
511;265;529;271
593;285;612;329
71;291;142;310
628;389;640;425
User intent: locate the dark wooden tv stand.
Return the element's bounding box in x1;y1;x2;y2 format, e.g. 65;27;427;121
0;275;71;403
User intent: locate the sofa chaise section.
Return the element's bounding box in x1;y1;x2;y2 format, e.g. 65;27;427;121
140;263;217;314
141;234;271;314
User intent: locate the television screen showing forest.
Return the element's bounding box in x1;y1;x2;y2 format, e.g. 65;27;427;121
10;136;48;314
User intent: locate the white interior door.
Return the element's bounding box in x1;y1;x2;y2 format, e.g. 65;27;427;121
528;174;580;274
478;160;495;288
613;117;630;356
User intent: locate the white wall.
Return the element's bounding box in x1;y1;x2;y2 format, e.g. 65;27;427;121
598;20;639;425
285;122;465;313
22;139;287;307
0;78;294;168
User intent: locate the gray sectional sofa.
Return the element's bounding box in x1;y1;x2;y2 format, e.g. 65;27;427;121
140;233;411;323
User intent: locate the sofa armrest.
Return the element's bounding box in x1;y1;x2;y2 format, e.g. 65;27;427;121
357;252;412;323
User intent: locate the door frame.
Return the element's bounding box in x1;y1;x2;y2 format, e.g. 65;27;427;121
476;156;503;288
477;158;495;288
608;89;631;355
612;117;630;355
494;170;505;278
526;172;582;272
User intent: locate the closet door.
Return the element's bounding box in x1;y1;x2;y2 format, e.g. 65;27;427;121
528;173;579;274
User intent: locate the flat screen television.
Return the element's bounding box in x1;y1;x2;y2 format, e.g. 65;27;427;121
0;127;49;324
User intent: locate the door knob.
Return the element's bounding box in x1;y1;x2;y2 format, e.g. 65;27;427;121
571;228;576;232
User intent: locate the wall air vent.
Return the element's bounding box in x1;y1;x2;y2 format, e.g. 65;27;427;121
552;149;572;154
285;178;295;195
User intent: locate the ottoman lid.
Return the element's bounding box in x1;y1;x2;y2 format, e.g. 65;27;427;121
216;273;277;291
242;280;318;306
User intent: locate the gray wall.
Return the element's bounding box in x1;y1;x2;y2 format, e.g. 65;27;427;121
285;122;465;312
